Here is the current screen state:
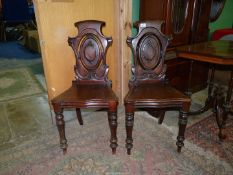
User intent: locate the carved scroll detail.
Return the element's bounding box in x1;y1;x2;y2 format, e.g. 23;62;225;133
127;21;170;86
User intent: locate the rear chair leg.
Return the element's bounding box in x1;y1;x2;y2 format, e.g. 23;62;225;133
147;110;165;124
76;108;83;125
158;110;165;124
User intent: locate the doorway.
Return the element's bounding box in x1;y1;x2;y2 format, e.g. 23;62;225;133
0;0;50;151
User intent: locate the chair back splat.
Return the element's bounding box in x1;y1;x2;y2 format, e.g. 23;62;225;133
127;21;171;87
68;20;112;86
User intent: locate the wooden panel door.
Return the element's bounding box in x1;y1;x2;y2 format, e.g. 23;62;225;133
34;0;132;104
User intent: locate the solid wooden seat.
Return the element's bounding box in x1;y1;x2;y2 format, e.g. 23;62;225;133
125;83;189;104
124;21;191;155
51;20;118;154
52;82;118;104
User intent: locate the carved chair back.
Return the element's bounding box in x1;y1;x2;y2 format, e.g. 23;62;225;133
68;20;112;86
127;21;170;87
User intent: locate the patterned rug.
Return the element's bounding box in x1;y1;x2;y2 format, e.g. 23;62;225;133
186;114;233;167
0;110;232;175
0;68;44;102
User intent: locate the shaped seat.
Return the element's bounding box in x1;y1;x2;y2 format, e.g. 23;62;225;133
51;20;118;154
124;21;191;155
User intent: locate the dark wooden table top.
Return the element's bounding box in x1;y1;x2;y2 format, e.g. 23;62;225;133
176;40;233;65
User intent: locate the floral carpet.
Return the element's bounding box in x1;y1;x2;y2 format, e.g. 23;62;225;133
0;109;232;175
186;114;233;167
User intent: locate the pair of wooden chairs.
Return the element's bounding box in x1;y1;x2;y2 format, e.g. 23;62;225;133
51;20;190;155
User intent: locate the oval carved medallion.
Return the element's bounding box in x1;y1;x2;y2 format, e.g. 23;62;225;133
139;35;161;70
79;35;102;70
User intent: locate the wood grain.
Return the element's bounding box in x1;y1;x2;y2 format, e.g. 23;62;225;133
33;0;122;103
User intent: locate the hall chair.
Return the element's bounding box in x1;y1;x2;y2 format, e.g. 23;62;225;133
51;20;118;154
124;21;191;155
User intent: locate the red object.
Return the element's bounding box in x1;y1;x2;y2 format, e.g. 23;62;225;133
212;28;233;40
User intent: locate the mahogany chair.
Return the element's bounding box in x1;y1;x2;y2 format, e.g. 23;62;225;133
51;20;118;154
124;21;191;155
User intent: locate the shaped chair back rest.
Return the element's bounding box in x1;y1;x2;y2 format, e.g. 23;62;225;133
127;21;171;87
68;20;112;85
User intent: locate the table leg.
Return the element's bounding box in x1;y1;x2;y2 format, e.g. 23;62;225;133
207;66;215;101
189;66;215;115
224;70;233;117
215;70;233;140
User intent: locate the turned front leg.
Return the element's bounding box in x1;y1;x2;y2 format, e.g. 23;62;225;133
108;102;118;154
125;102;134;155
217;70;233;139
54;108;67;154
125;112;134;155
177;110;188;153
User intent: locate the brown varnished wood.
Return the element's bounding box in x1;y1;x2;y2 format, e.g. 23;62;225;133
190;0;212;43
140;0;165;21
51;20;118;154
140;0;213;46
165;0;195;47
140;0;195;47
52;81;118;108
68;20;112;85
176;40;233;140
125;84;189;106
166;58;190;92
176;41;233;65
124;21;191;155
127;21;170;86
76;108;83;125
